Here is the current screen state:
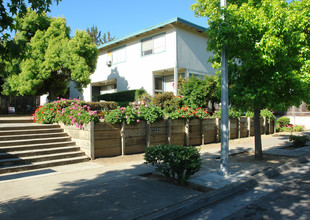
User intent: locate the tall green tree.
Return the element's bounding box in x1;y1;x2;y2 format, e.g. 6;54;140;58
192;0;310;160
86;25;115;46
2;9;98;100
0;0;61;81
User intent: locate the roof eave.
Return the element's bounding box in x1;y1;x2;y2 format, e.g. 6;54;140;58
97;17;207;51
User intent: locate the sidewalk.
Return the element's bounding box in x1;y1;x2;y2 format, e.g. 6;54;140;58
0;132;309;220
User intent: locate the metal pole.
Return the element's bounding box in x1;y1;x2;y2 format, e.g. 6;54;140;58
220;0;229;175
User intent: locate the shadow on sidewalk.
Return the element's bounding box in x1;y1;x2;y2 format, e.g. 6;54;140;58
0;163;202;220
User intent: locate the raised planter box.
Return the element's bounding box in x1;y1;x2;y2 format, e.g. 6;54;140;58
90;117;275;158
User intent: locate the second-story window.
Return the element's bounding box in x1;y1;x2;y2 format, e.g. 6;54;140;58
107;46;126;66
141;33;165;56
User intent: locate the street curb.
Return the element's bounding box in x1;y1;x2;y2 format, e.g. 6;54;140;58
135;155;310;220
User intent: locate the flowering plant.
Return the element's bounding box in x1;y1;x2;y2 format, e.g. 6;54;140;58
33;98;100;127
259;109;276;120
104;103;164;124
167;106;210;119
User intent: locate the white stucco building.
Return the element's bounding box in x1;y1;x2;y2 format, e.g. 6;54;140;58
70;17;215;102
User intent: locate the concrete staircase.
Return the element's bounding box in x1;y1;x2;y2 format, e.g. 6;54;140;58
0;117;89;174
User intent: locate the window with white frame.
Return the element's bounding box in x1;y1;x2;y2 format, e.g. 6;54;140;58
100;84;117;94
141;33;165;56
107;46;126;65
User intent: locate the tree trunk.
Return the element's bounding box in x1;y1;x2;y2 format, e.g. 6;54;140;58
254;108;263;160
48;90;57;102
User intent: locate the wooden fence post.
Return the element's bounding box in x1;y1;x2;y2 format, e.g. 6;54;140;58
90;121;95;160
167;119;171;145
238;117;241;139
215;118;220;142
121;121;125;156
247;117;251;137
146;121;150;147
229;119;231;139
201;119;205;145
185;119;190;146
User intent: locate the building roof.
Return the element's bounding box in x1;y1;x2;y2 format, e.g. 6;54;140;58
97;17;207;51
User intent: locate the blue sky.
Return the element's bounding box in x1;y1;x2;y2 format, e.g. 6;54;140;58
47;0;208;39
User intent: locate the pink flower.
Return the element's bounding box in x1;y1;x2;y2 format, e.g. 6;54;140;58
100;117;103;119
138;111;141;115
121;111;125;114
125;116;128;119
78;112;81;116
145;105;149;107
137;119;140;123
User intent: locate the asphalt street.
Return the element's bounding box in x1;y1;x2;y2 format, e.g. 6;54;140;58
180;161;310;220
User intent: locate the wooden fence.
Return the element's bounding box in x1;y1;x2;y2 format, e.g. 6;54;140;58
93;117;275;158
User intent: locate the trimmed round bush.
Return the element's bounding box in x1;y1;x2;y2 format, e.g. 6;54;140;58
144;144;202;185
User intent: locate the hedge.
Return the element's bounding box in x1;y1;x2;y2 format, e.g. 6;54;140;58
97;89;146;102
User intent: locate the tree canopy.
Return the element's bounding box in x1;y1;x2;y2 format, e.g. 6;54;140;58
192;0;310;159
2;8;98;100
86;25;115;46
0;0;61;75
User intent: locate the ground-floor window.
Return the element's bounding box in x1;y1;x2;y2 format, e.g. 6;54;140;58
100;84;117;94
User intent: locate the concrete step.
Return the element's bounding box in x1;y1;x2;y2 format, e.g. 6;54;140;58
0;146;81;159
0;132;68;141
0;118;33;123
0;128;64;136
0;124;60;131
0;151;86;167
0;136;72;147
0;141;76;152
0;156;90;174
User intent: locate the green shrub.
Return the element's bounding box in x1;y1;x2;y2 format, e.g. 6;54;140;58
138;104;164;122
97;89;146;102
245;109;275;120
144;145;202;185
276;117;290;127
104;104;164;124
212;108;243;119
292;125;305;132
289;135;310;148
117;101;131;107
260;109;276;120
179;75;220;109
277;124;305;132
135;92;152;104
179;76;208;108
152;92;181;113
